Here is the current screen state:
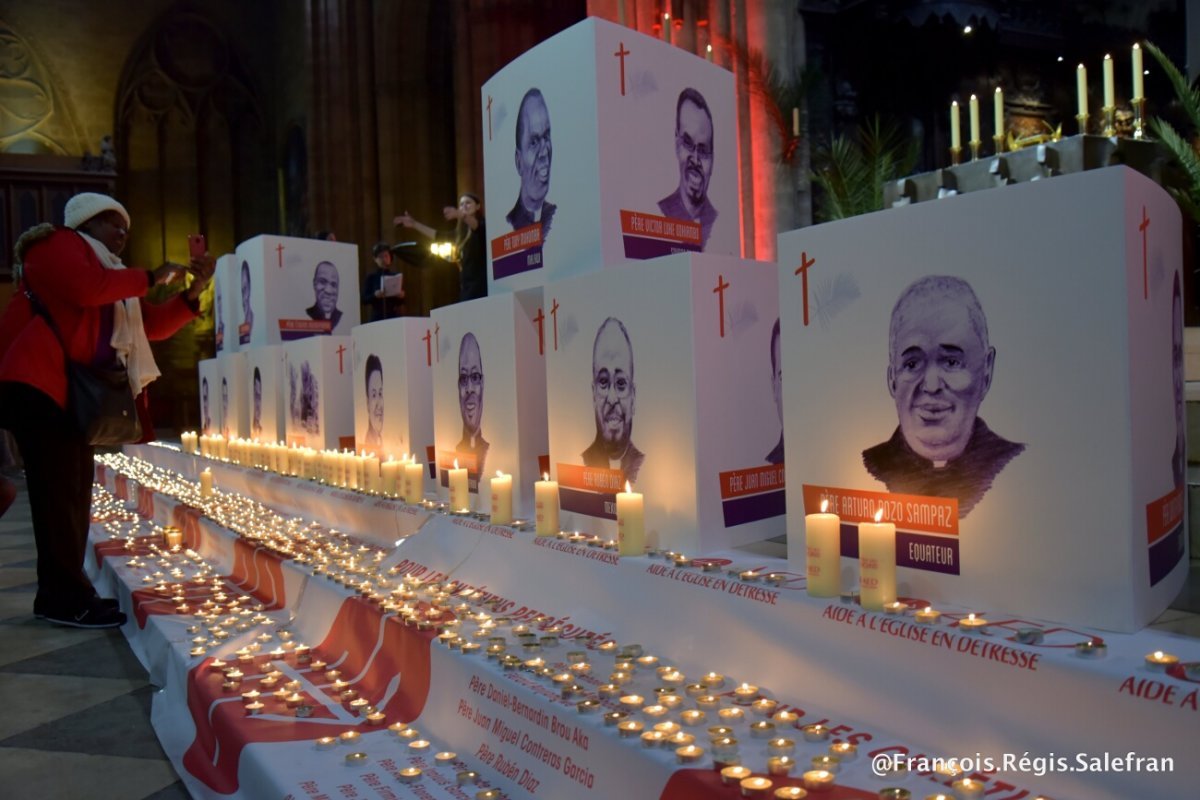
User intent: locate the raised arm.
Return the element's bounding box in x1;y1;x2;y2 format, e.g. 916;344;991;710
393;211;437;241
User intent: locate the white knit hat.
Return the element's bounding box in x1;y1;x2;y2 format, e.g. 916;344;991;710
64;192;130;231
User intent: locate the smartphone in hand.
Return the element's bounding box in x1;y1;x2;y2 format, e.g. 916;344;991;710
187;234;207;260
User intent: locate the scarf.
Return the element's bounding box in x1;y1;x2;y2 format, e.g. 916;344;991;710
78;231;161;396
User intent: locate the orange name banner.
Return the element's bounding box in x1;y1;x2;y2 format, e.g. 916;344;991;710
556;463;624;493
278;319;332;333
437;449;478;472
718;464;785;500
1146;485;1184;545
619;209;702;245
802;484;959;536
491;224;542;258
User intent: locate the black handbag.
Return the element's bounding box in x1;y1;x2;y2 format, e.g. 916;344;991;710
25;288;142;446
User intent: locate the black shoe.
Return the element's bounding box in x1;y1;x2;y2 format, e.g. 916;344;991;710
34;597;118;619
41;603;127;629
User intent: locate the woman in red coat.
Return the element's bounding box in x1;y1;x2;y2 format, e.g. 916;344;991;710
0;193;213;628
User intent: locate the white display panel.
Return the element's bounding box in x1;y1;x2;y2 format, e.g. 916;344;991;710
430;290;547;516
351;318;437;495
545;254;783;553
777;166;1186;632
245;345;286;443
281;335;354;451
482;17;737;294
216;351;249;440
212;254;239;354
236;235;360;346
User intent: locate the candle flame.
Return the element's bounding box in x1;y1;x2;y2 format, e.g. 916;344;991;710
453;458;459;470
624;480;632;493
820;499;828;513
968;613;976;621
1153;650;1163;659
1104;53;1112;60
543;472;549;482
873;508;883;523
924;606;932;613
496;470;503;478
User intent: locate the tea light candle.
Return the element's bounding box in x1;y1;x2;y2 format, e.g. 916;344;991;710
244;701;265;715
773;710;800;726
811;755;840;773
669;731;696;747
489;471;513;525
951;778;985;799
435;751;457;763
398;767;422;784
675;744;705;764
448;459;469;511
617;720;644;738
695;694;721;711
708;726;735;739
804;500;841;597
408;739;431;751
740;777;774;798
801;724;829;742
603;711;629;727
721;765;752;785
344;751;368;765
858;510;896;611
641;704;668;719
339;730;361;744
878;790;910;800
534;473;560;536
751;698;779;717
680;709;707;726
719;707;746;725
616;481;645;556
1074;639;1107;659
958;613;989;633
702;671;726;689
883;600;907;614
658;693;683;709
914;606;941;625
774;789;808;800
768;737;796;756
828;741;857;761
457;771;479;786
750;720;777;739
802;769;834;792
733;683;759;704
640;731;666;748
315;736;337;749
653;721;681;736
1145;650;1179;672
598;683;621;699
620;694;645;710
767;756;795;776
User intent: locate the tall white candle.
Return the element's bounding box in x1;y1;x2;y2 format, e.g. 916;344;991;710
1103;54;1115;107
404;459;425;504
490;471;513;526
968;94;980;142
1132;43;1144;99
363;453;380;493
534;473;559;536
663;13;671;44
448;459;469;511
199;468;214;499
858;509;896;611
993;87;1004;138
1077;63;1088;118
792;107;800;138
381;457;401;496
804;500;841;597
616;481;645;557
950;101;961;149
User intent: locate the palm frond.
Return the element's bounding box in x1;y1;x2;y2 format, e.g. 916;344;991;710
1144;41;1200;135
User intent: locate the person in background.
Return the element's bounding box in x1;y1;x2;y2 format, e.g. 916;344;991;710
394;192;487;302
362;242;404;321
0;192;214;628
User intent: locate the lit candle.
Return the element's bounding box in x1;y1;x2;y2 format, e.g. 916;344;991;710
767;737;795;756
706;43;713;62
958;613;989;633
801;724;829;742
344;752;367;765
534;473;559;536
448;459;469;511
315;735;337;749
914;606;941;625
617;720;644;738
616;481;644;556
720;765;752;785
774;789;807;800
803;499;840;597
950;101;961;150
767;756;795;776
1077;63;1088;118
739;777;773;798
165;527;184;549
702;671;725;689
1145;650;1179;672
490;471;513;525
732;683;759;704
952;778;985;799
199;468;214;498
1103;53;1115;107
802;769;834;792
717;707;745;725
828;741;857;761
968;94;980;143
404;458;425;503
1132;43;1144;99
675;744;704;764
398;767;422;784
858;509;896;611
663;13;671;44
993;87;1004;138
680;709;706;726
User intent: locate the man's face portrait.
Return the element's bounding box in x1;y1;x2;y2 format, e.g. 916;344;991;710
202;377;209;417
313;261;340;317
592;320;636;455
888;293;994;464
675;96;714;210
367;367;384;435
458;334;484;437
221;377;229;416
241;262;252;317
515;91;552;212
